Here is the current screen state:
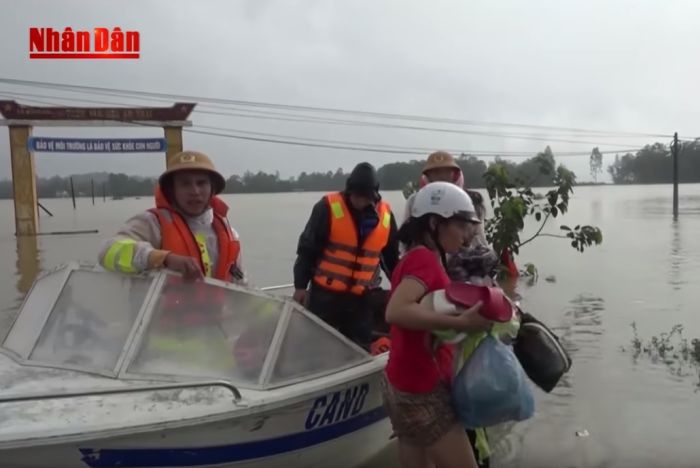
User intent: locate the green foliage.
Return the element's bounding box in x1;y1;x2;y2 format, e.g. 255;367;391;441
483;148;603;257
400;150;564;201
627;322;700;364
8;137;698;200
380;154;488;190
518;262;539;287
607;139;700;184
1;149;591;200
400;147;603;280
624;322;700;390
107;173;154;198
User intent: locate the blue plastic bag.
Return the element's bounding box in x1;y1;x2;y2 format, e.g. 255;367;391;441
452;334;535;429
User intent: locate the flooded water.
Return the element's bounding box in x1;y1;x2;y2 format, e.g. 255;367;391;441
1;184;700;467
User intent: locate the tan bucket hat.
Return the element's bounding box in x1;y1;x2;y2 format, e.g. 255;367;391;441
159;150;226;195
422;151;460;174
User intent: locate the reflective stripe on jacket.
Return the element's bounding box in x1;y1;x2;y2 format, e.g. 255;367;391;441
312;192;391;295
99;185;242;282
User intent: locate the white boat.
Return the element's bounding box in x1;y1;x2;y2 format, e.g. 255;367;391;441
0;262;391;467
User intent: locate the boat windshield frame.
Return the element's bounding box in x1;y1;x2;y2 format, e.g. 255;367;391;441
0;262;373;390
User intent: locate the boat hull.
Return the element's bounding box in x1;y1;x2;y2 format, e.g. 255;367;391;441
1;374;391;468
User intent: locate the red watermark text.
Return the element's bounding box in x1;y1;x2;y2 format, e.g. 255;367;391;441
29;27;140;59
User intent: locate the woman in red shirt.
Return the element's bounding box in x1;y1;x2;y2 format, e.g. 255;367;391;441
383;181;492;468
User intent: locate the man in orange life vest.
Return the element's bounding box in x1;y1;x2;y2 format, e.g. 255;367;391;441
98;150;245;287
292;162;400;349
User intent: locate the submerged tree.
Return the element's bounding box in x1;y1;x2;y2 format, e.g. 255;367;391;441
402;147;603;279
589;147;603;183
483;154;603;261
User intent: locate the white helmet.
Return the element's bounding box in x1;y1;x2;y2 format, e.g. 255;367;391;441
410;181;481;223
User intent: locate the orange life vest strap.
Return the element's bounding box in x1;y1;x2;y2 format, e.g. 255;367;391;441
312;192;391;295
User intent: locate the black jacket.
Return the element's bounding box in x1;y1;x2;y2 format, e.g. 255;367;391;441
293;192;400;290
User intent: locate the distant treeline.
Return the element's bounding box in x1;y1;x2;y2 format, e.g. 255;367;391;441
1;142;698;199
608;140;700;184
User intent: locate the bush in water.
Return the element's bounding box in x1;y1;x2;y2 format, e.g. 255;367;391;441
622;322;700;391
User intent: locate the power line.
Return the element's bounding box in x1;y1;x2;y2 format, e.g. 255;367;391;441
0;77;671;138
0;91;664;145
0;93;62;107
183;126;644;158
190;108;648;146
1;88;652;148
0;89;652;148
117;118;643;157
2;89;652;141
192;124;642;157
0;91;644;158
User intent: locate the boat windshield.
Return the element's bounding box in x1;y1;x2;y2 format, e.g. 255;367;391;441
1;263;370;389
3;266;150;373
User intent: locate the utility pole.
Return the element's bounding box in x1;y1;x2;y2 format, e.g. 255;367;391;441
70;177;76;210
672;132;679;219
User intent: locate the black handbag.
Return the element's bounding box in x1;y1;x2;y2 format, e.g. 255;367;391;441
513;310;572;393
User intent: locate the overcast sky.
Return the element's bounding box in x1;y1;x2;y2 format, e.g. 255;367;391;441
1;0;698;182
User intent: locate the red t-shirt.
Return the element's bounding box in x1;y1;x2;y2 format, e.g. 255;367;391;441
385;246;456;393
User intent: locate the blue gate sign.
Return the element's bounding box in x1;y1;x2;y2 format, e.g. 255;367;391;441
28;137;167;153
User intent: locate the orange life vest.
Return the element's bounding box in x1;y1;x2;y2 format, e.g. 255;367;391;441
150;185;240;281
149;186;241;327
313;192;392;295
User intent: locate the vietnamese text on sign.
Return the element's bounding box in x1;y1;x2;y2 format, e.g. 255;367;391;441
28;137;167;153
